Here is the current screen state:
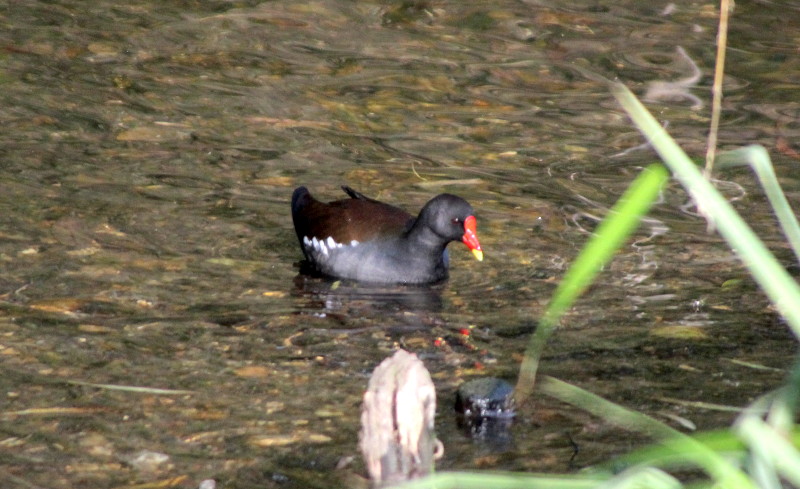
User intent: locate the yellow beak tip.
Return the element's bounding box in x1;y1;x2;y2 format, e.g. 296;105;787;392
471;249;484;262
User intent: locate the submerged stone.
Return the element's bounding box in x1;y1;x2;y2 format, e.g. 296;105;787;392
455;377;515;443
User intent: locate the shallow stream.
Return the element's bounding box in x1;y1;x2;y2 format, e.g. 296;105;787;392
1;1;799;487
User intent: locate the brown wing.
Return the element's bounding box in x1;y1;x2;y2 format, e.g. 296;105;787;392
292;187;413;245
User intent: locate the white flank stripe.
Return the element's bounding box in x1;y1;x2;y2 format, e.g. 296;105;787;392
303;235;359;257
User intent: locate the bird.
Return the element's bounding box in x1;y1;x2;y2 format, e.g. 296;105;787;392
291;186;483;284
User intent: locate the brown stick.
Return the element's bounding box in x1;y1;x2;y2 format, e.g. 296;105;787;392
704;0;732;177
359;350;440;487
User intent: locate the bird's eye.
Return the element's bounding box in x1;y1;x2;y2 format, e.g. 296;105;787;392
451;218;461;224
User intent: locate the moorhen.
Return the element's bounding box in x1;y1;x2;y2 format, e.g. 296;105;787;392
291;186;483;284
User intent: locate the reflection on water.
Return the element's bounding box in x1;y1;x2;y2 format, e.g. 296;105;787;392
293;273;445;317
1;0;799;487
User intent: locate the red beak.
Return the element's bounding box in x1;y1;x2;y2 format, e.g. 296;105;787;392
461;215;483;261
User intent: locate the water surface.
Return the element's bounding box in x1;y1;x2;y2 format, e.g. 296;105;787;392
1;1;798;487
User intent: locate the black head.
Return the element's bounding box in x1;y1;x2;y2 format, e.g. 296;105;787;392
418;194;476;241
415;193;482;260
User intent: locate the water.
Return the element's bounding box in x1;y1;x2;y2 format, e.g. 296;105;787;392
1;1;798;487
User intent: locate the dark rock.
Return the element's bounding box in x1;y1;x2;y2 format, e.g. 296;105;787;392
455;377;515;444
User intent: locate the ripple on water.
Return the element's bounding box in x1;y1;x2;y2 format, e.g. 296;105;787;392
3;0;800;486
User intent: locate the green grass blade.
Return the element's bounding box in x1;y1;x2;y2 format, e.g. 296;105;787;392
384;466;679;489
547;164;669;322
604;429;747;471
515;164;669;403
605;426;800;468
716;145;800;264
595;467;681;489
735;416;800;486
611;83;800;342
540;376;755;489
385;470;607;489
